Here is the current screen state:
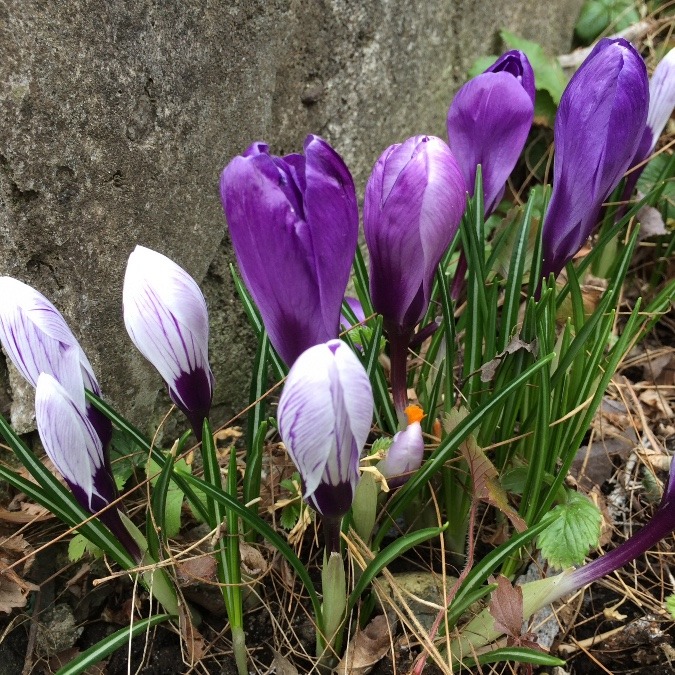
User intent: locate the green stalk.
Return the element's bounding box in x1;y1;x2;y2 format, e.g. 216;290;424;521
201;419;247;675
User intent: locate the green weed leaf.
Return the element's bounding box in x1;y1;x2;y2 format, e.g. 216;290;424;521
537;491;602;569
666;594;675;619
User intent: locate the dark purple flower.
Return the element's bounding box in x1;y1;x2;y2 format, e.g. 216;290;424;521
0;277;112;448
277;340;373;550
123;246;214;440
35;373;140;560
542;38;649;278
364;135;466;413
220;136;359;367
447;50;535;216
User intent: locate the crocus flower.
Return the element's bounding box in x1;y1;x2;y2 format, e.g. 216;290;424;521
35;373;140;560
542;38;649;279
453;454;675;654
0;277;112;447
277;339;373;552
447;50;535;216
377;405;425;488
364;135;466;413
123;246;213;440
220;136;359;367
624;48;675;197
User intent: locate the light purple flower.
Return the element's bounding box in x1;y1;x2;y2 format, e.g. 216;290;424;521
277;340;373;526
447;50;535;216
364;135;466;413
542;38;649;278
35;373;140;560
123;246;213;439
377;418;424;488
220;136;359;367
0;277;111;447
365;135;466;333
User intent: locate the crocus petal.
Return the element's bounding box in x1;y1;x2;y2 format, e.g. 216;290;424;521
340;296;366;332
365;136;466;332
221;137;358;366
123;246;213;435
0;277;100;409
646;47;675;152
277;340;373;518
542;38;648;278
35;373;140;560
447;51;535;215
377;421;424;488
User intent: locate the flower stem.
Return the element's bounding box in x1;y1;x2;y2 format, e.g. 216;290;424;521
386;324;412;422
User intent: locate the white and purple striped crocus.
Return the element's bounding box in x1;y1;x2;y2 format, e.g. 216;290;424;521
364;135;466;414
123;246;214;440
377;405;425;488
454;455;675;654
541;38;649;279
220;136;359;367
35;373;140;559
624;48;675;197
0;277;112;447
447;50;535;217
277;340;373;552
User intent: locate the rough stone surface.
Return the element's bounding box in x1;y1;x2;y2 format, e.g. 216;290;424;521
0;0;584;433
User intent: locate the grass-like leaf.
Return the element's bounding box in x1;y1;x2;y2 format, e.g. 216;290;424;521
55;613;173;675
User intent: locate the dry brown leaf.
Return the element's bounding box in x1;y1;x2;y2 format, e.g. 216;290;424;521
638;387;674;417
336;615;392;674
0;558;38;613
272;650;300;675
176;554;218;588
0;505;52;523
240;542;268;577
479;337;537;383
180;601;205;663
461;436;527;532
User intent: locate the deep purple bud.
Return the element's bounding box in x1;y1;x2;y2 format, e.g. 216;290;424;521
0;277;112;447
277;340;373;521
221;136;359;367
123;246;214;439
542;38;649;278
447;50;535;216
377;418;424;488
35;374;140;561
364;135;467;334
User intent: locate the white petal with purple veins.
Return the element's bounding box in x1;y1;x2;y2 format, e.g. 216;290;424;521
35;373;105;509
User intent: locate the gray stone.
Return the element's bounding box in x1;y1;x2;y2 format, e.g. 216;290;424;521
0;1;583;432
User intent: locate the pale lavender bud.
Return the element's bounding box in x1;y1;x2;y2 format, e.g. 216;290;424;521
123;246;213;439
377;419;424;488
35;373;139;560
0;277;111;447
277;340;373;522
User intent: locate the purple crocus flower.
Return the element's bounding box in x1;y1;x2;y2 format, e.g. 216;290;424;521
541;38;649;279
377;406;425;488
123;246;214;440
220;136;359;367
0;277;112;447
447;50;535;216
277;339;373;552
35;373;140;560
364;135;466;414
